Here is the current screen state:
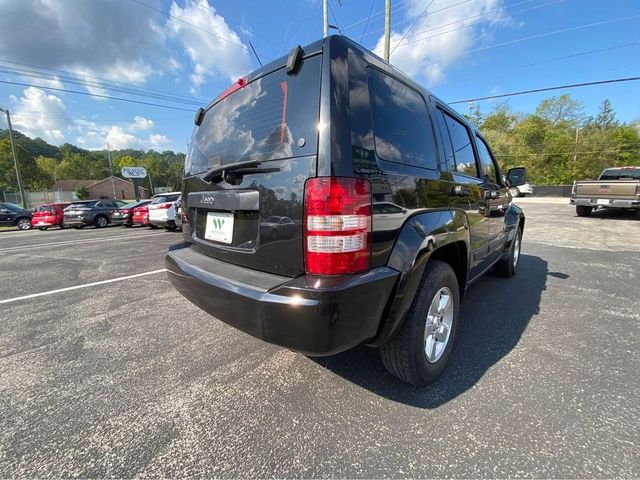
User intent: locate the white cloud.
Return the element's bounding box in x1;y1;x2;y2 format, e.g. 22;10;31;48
131;116;154;132
10;87;73;144
373;0;511;84
166;0;251;85
149;133;171;148
10;87;172;150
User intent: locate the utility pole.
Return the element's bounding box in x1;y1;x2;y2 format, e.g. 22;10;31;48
383;0;391;61
323;0;329;37
106;142;117;199
1;107;26;207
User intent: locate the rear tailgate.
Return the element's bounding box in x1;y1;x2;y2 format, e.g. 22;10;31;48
575;180;639;198
183;53;322;277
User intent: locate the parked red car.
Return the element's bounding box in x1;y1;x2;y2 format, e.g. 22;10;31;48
131;204;154;227
31;202;71;230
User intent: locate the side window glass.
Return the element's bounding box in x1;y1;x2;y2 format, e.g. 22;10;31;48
475;135;499;184
442;111;478;178
367;68;437;169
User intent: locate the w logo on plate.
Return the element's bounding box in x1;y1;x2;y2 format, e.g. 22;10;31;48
212;218;225;229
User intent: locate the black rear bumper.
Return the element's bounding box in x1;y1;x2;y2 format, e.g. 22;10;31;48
166;244;400;355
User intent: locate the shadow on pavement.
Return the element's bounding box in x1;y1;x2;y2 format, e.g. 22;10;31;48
311;254;557;408
585;208;639;221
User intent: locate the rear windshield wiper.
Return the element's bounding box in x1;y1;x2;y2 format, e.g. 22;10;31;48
202;160;280;183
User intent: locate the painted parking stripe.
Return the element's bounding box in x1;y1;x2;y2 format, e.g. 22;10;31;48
0;232;173;253
0;269;167;305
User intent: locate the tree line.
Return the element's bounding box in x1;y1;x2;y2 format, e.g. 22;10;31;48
1;95;638;192
0;129;185;193
466;95;640;185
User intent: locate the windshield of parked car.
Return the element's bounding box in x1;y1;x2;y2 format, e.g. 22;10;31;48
599;168;640;180
185;55;322;176
151;194;180;204
1;202;24;211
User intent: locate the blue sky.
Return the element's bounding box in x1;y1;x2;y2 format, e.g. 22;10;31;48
0;0;638;153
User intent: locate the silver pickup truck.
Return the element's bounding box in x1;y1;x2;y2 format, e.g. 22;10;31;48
571;166;640;218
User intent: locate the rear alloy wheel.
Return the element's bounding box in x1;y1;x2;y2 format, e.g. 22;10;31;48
495;227;522;277
576;205;592;217
379;260;460;386
95;215;108;228
17;218;31;230
508;187;520;198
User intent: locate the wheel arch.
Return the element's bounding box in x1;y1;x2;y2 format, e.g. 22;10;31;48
369;209;470;348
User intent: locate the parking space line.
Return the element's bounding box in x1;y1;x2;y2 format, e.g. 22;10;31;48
0;232;173;253
0;269;167;305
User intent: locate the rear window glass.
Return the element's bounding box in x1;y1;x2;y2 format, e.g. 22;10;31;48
35;205;54;213
600;168;640;180
186;55;322;176
152;194;180;204
441;111;478;178
69;201;97;207
367;68;437;169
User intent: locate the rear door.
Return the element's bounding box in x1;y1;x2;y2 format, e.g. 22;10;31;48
474;133;510;259
436;108;492;275
182;53;322;277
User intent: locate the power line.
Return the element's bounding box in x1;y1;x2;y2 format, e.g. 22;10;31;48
360;0;377;43
0;58;208;104
390;0;435;56
342;0;414;31
0;79;196;112
129;0;265;66
362;0;536;42
328;1;343;33
449;77;640;105
0;65;204;106
431;41;640;90
396;0;565;46
403;13;640;50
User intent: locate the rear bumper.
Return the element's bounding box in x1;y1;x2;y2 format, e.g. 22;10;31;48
165;244;400;355
150;218;176;227
571;197;640;208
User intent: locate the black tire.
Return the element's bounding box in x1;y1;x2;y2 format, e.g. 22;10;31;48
495;227;522;278
508;187;520;198
73;226;83;229
38;226;48;231
94;215;108;228
164;225;177;231
379;260;460;386
60;223;69;229
576;205;592;217
148;224;158;229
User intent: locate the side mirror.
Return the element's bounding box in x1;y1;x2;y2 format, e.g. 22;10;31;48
506;167;527;187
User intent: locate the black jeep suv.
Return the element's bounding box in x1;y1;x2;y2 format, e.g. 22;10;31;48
166;36;525;386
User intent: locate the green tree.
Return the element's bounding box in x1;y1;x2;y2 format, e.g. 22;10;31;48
535;94;584;126
594;99;617;129
75;186;90;200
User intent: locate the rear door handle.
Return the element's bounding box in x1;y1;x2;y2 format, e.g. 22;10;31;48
450;185;471;197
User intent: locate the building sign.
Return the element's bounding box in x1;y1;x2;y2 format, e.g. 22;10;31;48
121;167;147;178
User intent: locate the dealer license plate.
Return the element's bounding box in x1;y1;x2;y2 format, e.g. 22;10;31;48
204;212;234;243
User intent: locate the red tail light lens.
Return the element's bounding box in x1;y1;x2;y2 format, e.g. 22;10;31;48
304;177;371;275
157;203;172;209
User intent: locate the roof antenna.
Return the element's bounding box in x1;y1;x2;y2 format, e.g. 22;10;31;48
249;41;262;67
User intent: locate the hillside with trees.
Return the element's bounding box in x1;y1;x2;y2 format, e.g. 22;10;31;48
0;129;185;192
466;95;640;184
1;95;638;193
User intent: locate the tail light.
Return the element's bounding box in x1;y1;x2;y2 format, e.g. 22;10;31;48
157;203;172;209
304;177;371;275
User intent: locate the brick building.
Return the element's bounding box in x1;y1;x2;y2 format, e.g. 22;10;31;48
52;176;150;201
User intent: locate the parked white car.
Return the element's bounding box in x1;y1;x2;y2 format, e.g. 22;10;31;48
506;167;534;197
148;192;181;230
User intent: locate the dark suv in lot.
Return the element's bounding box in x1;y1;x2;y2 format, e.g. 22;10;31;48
167;36;525;386
0;202;32;230
63;199;122;229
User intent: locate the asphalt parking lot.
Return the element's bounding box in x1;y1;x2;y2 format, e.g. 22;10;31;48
1;200;638;478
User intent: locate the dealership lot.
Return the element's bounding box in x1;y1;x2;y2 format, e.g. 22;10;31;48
0;201;638;477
